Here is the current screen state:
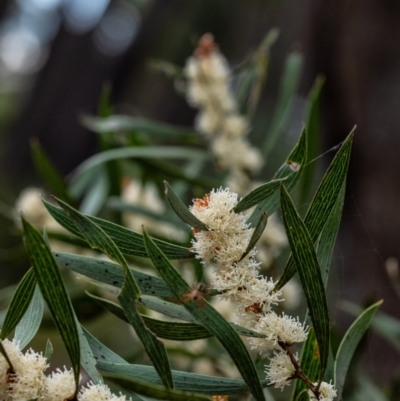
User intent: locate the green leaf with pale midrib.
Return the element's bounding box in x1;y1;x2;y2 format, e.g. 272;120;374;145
107;375;212;401
334;300;382;400
14;285;44;349
22;218;81;392
90;293;212;340
280;186;329;379
1;268;36;340
239;212;268;262
276;130;354;290
143;232;266;401
43;199;193;259
291;183;346;400
248;127;307;226
84;327;269;395
54;252;174;297
164;181;208;231
233;179;283;213
53;198;174;389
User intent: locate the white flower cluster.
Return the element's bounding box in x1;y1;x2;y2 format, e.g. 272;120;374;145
184;34;263;193
190;188;336;399
0;339;130;401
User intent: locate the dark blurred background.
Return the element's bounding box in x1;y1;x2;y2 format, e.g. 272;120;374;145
0;0;399;387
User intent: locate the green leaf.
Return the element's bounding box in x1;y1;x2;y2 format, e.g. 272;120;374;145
30;139;72;203
137;296;261;338
53;252;175;297
164;181;208;230
276;129;354;290
71;146;210;185
334;300;382;400
77;323;103;384
262;50;303;155
239;212;268;262
316;182;346;287
79;166;110;216
233;179;283;213
107;376;212;401
82;115;194;137
54;198;174;389
43;200;193;259
22;218;80;393
292;328;320;401
1;268;36;339
143;231;266;401
84;328;265;396
280;186;329;379
14;285;44;349
298;75;325;205
291;184;345;400
89;293;212;341
248;126;307;226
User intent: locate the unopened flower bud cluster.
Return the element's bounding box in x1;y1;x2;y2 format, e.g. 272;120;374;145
190;188;336;399
184;34;263;192
0;339;130;401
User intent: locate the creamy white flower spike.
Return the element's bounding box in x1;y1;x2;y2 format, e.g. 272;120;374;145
0;339;48;401
184;34;262;191
40;367;75;401
308;381;337;401
250;312;308;352
78;382;131;401
265;351;297;390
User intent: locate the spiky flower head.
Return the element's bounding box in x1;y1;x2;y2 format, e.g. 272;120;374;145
308;381;337;401
265;351;297;390
40;367;75;401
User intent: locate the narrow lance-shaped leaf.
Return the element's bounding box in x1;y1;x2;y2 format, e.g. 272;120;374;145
233;179;283;214
276;129;354;290
54;198;174;389
43;199;193;259
88;293;213;341
84;327;270;396
238;212;268;262
143;231;266;401
54;252;175;298
22;218;81;395
292;183;346;400
164;181;208;231
106;375;212;401
71;146;210;184
248;126;307;226
1;268;36;340
280;186;329;379
334;300;382;400
14;285;44;350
